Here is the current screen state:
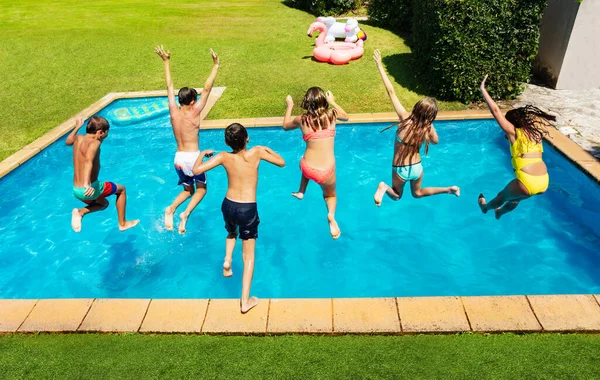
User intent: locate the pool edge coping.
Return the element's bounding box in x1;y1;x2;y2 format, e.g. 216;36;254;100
2;295;600;334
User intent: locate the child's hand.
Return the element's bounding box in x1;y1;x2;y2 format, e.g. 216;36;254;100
373;49;382;66
83;185;94;197
480;74;488;91
75;117;84;129
204;150;215;158
325;90;335;104
210;49;219;66
155;45;171;61
286;95;293;107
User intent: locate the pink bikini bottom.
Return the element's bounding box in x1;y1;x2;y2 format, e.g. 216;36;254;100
300;158;335;184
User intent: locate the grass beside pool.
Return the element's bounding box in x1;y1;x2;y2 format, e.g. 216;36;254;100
0;0;464;161
0;334;599;378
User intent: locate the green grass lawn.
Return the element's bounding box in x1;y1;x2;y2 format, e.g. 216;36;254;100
1;334;599;378
0;0;464;161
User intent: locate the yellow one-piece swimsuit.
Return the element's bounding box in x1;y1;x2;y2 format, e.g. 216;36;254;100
509;129;549;195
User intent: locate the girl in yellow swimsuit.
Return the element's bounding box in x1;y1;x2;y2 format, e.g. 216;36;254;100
478;75;556;219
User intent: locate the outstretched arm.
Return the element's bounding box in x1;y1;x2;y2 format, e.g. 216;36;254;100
283;95;302;130
192;151;223;175
480;75;515;135
258;146;285;167
373;49;409;120
155;45;178;113
325;91;349;121
193;49;220;116
65;117;84;146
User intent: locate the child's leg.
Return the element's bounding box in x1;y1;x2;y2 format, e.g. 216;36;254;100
410;174;460;198
240;238;259;313
479;179;528;215
321;172;340;239
71;198;109;232
114;184;139;231
178;183;207;234
494;200;520;220
374;171;407;206
292;173;309;200
165;185;194;230
223;232;236;277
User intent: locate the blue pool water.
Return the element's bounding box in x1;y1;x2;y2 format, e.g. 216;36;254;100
1;97;599;299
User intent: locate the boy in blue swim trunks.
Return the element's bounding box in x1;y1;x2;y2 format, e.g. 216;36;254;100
192;123;285;313
66;116;139;232
155;45;220;234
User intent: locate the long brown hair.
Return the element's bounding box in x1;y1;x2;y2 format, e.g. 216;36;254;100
381;97;438;164
300;87;337;131
505;105;555;143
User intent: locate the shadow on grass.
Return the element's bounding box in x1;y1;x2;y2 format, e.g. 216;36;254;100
382;53;436;98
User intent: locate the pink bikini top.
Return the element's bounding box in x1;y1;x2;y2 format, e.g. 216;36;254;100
303;128;336;142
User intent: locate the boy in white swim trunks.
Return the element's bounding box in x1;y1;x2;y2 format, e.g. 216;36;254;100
155;45;220;234
67;116;139;232
192;123;285;313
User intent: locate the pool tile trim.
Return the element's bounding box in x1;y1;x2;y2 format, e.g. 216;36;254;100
2;295;600;335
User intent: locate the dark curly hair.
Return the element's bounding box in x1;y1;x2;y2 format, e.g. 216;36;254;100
505;105;556;144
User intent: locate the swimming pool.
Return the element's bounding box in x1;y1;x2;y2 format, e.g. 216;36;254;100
0;97;599;299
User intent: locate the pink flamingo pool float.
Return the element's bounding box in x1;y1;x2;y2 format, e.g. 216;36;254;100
307;21;364;65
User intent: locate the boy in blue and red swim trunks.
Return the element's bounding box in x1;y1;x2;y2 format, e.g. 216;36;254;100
66;116;139;232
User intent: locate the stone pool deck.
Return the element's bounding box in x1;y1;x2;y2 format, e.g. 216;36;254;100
2;295;600;334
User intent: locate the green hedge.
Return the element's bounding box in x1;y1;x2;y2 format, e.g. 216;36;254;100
412;0;547;102
285;0;363;16
367;0;412;33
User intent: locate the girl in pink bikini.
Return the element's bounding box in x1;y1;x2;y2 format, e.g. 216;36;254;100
283;87;349;239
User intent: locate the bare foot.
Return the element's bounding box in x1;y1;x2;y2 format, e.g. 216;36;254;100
478;194;488;214
164;206;174;231
327;213;341;239
450;186;460;197
291;192;304;200
241;296;259;314
374;182;387;207
178;212;189;234
71;209;82;232
119;220;140;231
223;259;233;277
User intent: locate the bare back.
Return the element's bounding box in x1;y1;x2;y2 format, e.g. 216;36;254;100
171;106;201;152
221;147;263;202
300;122;336;170
72;135;100;187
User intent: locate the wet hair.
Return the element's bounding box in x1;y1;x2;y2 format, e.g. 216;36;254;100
392;97;438;164
225;123;248;153
178;87;198;106
300;87;337;131
505;105;556;144
86;116;110;134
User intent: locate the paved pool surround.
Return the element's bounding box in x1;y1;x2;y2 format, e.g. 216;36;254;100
0;91;599;334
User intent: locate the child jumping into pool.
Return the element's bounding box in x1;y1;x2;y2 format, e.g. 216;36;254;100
192;123;285;313
155;45;220;234
478;74;555;219
67;116;139;232
282;87;349;239
372;49;459;206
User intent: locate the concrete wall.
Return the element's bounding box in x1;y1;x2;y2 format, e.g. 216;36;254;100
535;0;600;90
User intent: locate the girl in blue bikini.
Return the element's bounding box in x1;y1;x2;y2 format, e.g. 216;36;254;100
372;49;460;206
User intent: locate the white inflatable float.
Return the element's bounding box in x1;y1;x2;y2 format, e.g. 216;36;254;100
316;16;367;43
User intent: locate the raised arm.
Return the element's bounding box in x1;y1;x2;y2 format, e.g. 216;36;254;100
155;45;177;113
325;91;349;121
480;75;515;135
193;49;220;116
283;95;302;130
192;150;222;175
258;146;285;167
65;117;84;146
373;49;410;120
